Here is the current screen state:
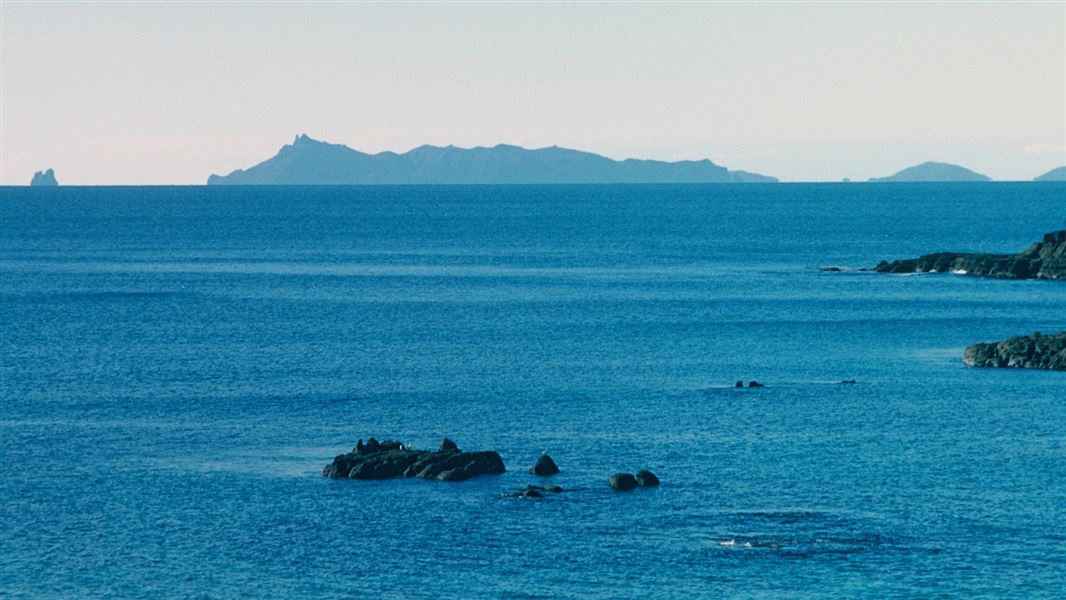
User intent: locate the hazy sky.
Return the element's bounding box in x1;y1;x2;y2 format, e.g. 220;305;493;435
2;2;1064;184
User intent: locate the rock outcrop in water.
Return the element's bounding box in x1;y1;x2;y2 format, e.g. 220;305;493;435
323;437;505;481
30;169;58;186
609;473;639;490
635;470;660;487
609;470;660;490
873;230;1066;280
207;134;778;185
506;484;564;499
963;332;1066;371
530;454;560;476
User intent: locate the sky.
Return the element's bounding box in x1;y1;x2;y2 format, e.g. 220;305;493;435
2;2;1064;184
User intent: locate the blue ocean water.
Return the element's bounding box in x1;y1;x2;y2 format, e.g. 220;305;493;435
1;183;1064;599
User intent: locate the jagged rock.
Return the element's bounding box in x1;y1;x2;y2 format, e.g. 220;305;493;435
364;437;380;453
323;438;505;482
30;169;58;186
635;470;660;487
439;437;459;452
963;332;1066;371
874;230;1066;280
530;454;560;476
609;473;639;491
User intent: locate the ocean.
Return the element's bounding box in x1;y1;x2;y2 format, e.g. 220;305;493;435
1;183;1064;598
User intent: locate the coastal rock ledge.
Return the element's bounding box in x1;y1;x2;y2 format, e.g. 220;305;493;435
874;230;1066;280
963;332;1066;371
323;437;505;481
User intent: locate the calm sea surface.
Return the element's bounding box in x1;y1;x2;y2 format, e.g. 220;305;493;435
1;183;1064;598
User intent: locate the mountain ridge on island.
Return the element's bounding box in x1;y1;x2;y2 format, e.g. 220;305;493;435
869;161;990;183
1034;166;1066;182
207;134;778;185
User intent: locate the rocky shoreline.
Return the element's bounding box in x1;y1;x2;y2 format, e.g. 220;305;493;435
873;230;1065;280
963;332;1066;371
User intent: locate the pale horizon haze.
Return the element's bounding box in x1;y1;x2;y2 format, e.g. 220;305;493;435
2;2;1064;184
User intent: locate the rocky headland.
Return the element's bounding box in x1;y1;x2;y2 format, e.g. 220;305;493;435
873;230;1066;280
963;332;1066;371
323;437;505;481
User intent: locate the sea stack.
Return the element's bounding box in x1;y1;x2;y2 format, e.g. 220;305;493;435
30;169;59;186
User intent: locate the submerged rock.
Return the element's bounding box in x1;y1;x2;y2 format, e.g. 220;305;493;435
323;437;505;482
609;473;639;491
747;380;765;388
873;230;1066;280
635;470;660;487
530;454;560;476
963;332;1066;371
505;484;564;499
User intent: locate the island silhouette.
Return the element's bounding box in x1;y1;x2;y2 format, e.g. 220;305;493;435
869;161;990;182
1034;166;1066;182
207;134;778;185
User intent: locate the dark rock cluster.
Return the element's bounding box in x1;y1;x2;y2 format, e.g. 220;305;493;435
873;230;1066;280
507;484;564;499
322;437;505;482
609;469;660;491
963;332;1066;371
325;437;664;495
735;380;765;388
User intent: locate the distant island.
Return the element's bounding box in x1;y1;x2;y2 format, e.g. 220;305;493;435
1034;166;1066;182
207;134;778;185
30;169;59;186
869;161;990;182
